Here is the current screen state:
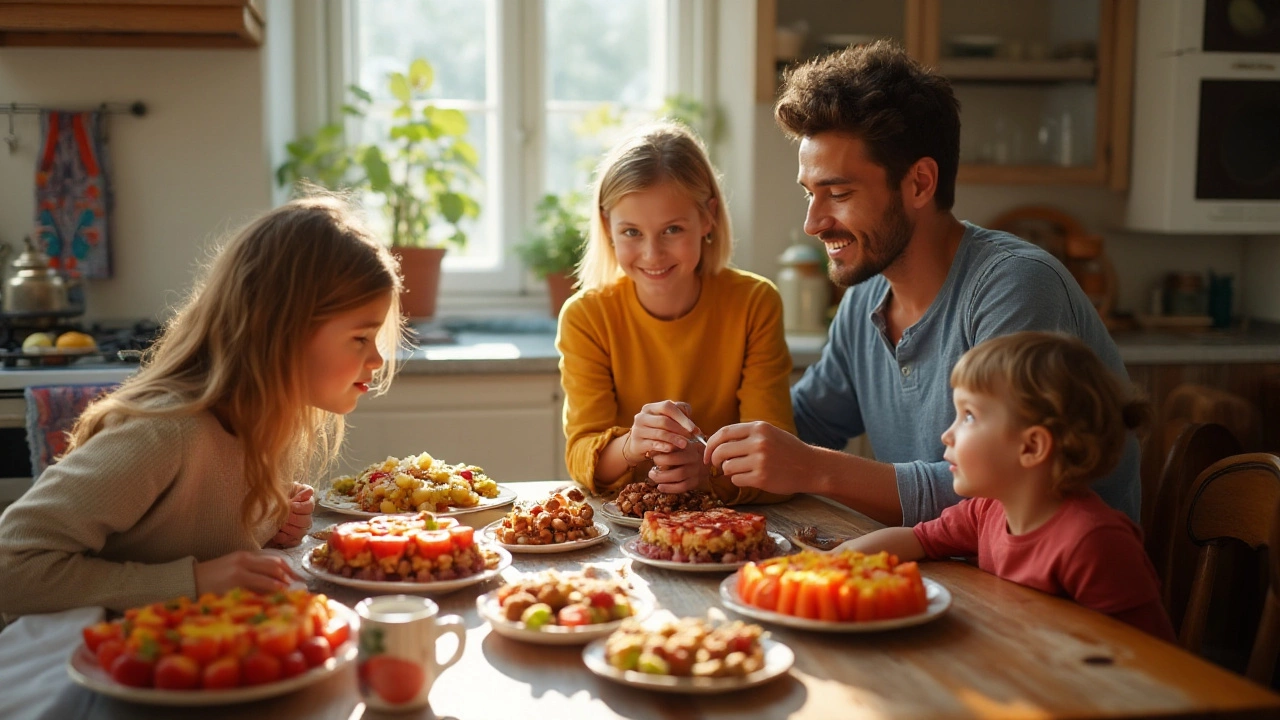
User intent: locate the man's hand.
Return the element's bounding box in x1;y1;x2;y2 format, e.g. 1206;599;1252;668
647;439;711;494
704;421;817;494
269;483;314;548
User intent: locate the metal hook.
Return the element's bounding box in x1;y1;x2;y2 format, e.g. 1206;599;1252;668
4;103;16;154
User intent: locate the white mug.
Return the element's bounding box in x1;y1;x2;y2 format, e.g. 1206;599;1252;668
355;595;466;712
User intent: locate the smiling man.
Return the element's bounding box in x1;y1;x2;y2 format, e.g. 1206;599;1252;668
703;41;1140;527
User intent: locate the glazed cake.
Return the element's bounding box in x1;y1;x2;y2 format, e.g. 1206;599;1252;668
636;508;775;564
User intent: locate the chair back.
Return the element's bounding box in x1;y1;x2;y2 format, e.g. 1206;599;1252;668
1146;422;1241;629
1179;453;1280;683
23;383;118;478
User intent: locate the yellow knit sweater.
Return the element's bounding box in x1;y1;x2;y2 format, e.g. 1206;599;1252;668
557;268;796;504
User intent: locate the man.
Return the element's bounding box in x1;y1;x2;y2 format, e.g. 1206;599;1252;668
698;41;1140;527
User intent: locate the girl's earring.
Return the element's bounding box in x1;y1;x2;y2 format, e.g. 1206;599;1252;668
703;233;712;245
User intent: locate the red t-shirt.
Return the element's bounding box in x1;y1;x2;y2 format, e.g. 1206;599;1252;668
913;492;1176;642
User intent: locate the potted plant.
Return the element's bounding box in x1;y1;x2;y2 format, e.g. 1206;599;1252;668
276;58;480;319
515;192;587;318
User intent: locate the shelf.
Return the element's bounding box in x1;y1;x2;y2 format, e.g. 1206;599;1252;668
0;0;264;48
957;163;1106;185
936;58;1097;82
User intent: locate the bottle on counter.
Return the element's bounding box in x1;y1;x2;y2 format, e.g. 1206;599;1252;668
777;239;831;334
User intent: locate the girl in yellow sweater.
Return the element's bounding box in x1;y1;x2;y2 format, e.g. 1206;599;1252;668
0;195;405;616
557;121;795;504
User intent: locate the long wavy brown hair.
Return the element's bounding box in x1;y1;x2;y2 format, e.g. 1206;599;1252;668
69;194;405;531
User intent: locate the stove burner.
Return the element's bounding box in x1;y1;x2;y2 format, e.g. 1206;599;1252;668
0;319;162;368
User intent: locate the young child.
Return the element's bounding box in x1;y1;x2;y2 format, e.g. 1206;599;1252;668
558;120;795;504
842;331;1176;641
0;195;405;617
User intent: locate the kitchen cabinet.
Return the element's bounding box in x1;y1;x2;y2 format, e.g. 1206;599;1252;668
0;0;263;48
339;374;567;484
758;0;1135;189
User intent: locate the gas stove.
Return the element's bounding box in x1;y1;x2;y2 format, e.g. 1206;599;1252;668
0;319;161;368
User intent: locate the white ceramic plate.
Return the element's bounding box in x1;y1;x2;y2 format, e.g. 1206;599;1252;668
480;519;611;554
476;589;653;645
718;573;952;632
598;501;641;528
66;603;358;706
318;484;517;518
302;546;511;595
620;533;791;573
581;636;794;694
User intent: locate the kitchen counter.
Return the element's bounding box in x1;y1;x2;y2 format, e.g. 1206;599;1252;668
3;319;1280;391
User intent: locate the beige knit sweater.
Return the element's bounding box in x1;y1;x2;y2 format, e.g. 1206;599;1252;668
0;410;280;617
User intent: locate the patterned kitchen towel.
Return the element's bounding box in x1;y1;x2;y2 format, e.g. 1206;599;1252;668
34;110;113;279
24;383;118;479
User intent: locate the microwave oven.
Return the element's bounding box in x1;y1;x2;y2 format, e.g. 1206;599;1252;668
1125;0;1280;234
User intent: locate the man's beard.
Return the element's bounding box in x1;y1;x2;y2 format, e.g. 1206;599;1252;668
826;195;914;288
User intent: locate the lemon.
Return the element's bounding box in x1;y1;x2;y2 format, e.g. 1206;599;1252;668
55;331;97;351
22;332;53;352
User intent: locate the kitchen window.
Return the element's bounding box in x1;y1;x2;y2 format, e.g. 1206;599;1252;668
330;0;709;298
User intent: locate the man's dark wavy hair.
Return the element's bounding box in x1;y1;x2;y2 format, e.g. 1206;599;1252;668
774;40;961;211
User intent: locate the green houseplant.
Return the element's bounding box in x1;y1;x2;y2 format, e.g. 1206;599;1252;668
276;58;480;318
515;192;588;317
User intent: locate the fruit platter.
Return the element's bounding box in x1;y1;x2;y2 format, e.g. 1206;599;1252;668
304;512;510;594
482;486;610;553
319;452;515;517
476;567;651;645
718;549;952;631
581;613;794;694
66;588;356;705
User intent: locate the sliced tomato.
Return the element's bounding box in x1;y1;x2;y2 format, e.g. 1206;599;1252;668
180;634;221;666
110;653;155;688
281;651;308;679
753;576;781;612
777;575;800;616
96;639;126;672
256;620;299;658
412;530;453;559
203;656;241;689
556;604;593;627
435;517;459;530
322;617;351;649
299;636;333;668
242;651;283;686
334;529;370;557
82;621;121;653
836;582;858;622
154;654;200;690
447;525;474;549
814;576;840;622
368;534;409;563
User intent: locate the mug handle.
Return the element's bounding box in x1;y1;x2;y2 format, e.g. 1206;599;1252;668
431;614;466;675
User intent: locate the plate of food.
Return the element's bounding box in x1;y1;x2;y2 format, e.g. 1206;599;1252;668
303;512;511;594
317;452;515;518
600;482;724;529
67;589;356;705
619;508;789;572
717;549;951;632
581;614;793;694
476;568;652;645
482;486;609;553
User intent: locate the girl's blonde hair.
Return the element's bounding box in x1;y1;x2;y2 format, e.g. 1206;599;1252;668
70;194;405;531
951;331;1150;496
577;121;732;291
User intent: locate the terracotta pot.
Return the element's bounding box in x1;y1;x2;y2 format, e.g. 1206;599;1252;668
392;246;447;319
545;271;577;319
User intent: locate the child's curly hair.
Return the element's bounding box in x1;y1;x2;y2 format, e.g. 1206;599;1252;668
951;331;1150;495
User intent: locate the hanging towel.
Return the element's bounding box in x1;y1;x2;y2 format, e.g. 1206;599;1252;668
33;110;113;279
24;383;118;479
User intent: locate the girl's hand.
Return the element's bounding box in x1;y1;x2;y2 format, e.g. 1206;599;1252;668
195;550;299;595
627;401;699;461
269;483;315;548
647;441;712;494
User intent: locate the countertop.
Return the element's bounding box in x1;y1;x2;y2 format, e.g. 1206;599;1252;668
2;317;1279;391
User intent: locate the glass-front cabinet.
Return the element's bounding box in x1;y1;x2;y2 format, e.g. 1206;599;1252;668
757;0;1136;189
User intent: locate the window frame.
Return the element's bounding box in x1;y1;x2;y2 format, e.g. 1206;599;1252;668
297;0;714;305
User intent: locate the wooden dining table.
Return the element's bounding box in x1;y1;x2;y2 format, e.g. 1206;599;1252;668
31;480;1280;719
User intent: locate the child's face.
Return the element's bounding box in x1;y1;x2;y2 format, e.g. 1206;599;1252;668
304;292;392;414
607;181;714;318
941;386;1027;499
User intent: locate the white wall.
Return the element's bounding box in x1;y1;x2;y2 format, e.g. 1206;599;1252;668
0;47;273;323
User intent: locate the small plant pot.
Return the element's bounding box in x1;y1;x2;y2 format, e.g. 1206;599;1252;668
393;247;447;319
546;271;577;319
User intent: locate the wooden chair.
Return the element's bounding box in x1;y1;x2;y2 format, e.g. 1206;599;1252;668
1179;453;1280;683
1145;423;1241;630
